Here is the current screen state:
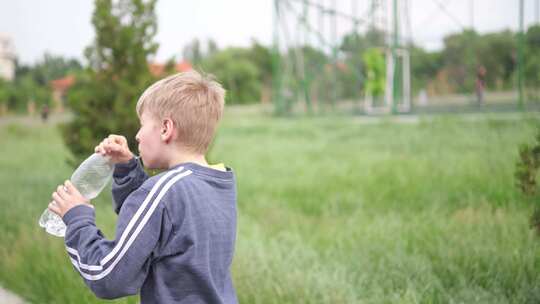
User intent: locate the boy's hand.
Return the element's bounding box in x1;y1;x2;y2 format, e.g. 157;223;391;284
95;134;134;165
48;180;92;218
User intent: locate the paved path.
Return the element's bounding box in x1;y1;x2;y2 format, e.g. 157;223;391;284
0;286;27;304
0;112;72;127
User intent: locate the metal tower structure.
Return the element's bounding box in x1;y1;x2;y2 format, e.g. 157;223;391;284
272;0;411;115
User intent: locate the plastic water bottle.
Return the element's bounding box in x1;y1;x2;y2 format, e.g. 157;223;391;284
39;153;114;237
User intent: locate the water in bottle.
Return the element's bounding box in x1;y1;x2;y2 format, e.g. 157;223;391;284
39;153;114;237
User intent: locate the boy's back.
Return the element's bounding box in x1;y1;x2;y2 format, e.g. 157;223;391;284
119;159;237;303
63;158;238;303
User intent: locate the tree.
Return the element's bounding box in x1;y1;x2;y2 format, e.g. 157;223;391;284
0;54;82;113
62;0;158;164
525;25;540;100
1;74;50;113
441;30;480;93
0;79;11;115
410;46;442;94
201;47;261;104
247;41;273;102
31;53;82;87
182;38;203;66
341;27;386;54
207;39;219;57
476;30;515;90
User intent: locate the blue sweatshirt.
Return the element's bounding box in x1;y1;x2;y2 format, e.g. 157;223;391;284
62;157;238;303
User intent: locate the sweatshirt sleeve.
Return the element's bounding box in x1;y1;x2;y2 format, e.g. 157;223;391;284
112;156;148;214
62;185;170;300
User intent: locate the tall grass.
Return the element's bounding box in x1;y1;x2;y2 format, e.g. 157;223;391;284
1;112;539;303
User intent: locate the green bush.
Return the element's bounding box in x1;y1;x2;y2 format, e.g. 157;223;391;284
201;48;261;104
515;125;540;232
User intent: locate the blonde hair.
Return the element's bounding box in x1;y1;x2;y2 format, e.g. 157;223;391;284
136;70;226;154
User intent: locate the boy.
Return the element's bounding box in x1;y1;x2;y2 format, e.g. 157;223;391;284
48;71;238;303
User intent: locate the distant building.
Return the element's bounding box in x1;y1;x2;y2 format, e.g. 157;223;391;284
148;60;192;77
50;75;76;113
0;34;15;81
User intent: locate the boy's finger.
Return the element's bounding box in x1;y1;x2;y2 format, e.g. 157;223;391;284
104;142;118;152
48;201;61;215
56;185;64;194
103;141;113;149
64;180;72;191
52;192;64;205
96;144;105;155
100;144;111;154
65;180;80;196
56;184;69;199
109;134;126;145
109;143;122;152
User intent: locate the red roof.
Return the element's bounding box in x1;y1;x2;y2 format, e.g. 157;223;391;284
175;61;192;72
50;75;75;91
148;60;192;77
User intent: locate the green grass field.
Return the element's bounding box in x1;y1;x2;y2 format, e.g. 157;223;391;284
1;110;540;303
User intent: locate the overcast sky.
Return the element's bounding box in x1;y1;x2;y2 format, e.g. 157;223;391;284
1;0;539;65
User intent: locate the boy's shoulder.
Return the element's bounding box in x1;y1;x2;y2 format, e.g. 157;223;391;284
135;163;235;217
139;165;194;194
140;163;235;192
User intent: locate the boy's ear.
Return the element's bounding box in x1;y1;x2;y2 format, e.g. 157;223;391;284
161;118;176;143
